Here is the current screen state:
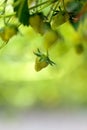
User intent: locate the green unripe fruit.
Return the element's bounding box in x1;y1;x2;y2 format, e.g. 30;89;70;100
51;12;69;30
0;24;18;42
43;30;58;49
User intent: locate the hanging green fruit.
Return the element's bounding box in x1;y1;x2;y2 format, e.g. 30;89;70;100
34;49;55;72
29;13;44;33
43;30;58;50
0;24;18;42
51;11;69;30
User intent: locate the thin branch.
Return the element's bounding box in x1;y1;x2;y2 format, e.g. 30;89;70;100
0;12;16;18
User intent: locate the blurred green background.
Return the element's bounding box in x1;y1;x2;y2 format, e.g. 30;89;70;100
0;15;87;110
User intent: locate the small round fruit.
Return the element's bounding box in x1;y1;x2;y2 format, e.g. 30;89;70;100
35;57;48;72
51;12;69;30
39;22;51;35
0;24;18;42
29;13;44;33
43;30;58;49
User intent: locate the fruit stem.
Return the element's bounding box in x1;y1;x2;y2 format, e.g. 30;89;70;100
49;0;60;22
29;0;50;10
29;0;57;12
0;12;16;18
3;0;8;25
62;0;66;12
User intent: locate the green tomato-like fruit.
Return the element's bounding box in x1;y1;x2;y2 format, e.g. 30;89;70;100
51;12;69;30
43;30;58;50
29;13;44;33
29;13;51;35
35;57;49;72
39;22;51;35
0;24;18;42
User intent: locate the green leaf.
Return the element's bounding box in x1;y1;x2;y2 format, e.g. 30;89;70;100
14;0;30;26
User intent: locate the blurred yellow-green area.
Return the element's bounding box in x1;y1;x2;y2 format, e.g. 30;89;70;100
0;8;87;109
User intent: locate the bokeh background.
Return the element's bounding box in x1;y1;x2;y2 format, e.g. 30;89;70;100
0;18;87;110
0;1;87;130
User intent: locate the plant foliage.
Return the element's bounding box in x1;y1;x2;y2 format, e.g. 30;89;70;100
0;0;87;71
